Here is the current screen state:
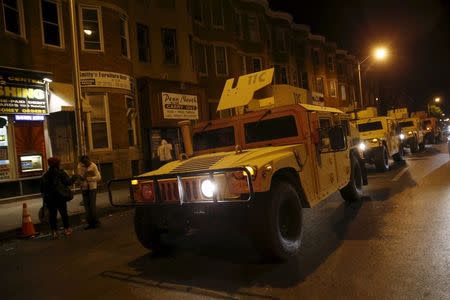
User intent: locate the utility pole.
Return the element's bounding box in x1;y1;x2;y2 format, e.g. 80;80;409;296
69;0;86;156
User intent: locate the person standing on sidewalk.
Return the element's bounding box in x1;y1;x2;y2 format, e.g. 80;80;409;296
41;157;76;238
77;155;101;229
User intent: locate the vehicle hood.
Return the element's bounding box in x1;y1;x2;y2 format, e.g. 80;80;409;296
138;145;301;177
359;130;386;140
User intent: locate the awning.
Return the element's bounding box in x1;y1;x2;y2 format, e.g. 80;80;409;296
49;82;91;113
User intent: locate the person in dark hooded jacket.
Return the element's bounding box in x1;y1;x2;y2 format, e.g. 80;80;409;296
41;157;76;238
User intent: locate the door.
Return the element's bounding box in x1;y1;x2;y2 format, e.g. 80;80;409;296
316;117;338;198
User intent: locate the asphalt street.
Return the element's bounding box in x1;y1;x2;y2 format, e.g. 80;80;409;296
1;143;450;300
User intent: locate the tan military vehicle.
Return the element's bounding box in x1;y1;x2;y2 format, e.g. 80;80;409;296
356;117;404;171
109;69;368;260
398;117;425;152
421;117;441;144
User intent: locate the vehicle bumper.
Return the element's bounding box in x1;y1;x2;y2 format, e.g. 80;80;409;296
360;146;384;164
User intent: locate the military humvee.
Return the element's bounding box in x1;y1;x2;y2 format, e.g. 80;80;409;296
109;69;368;260
421;117;441;144
398;117;425;152
356;116;404;171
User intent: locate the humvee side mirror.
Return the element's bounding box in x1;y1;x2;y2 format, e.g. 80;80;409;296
329;126;346;150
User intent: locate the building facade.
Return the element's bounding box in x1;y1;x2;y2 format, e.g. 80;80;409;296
0;0;377;198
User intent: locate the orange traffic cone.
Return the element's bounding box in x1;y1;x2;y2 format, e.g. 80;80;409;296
21;203;37;238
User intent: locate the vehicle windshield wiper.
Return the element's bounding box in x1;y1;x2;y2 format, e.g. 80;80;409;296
200;121;212;133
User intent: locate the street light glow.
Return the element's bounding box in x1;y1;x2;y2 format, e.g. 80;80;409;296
435;97;440;103
374;47;388;60
84;29;93;36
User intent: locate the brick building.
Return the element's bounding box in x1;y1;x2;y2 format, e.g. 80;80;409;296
0;0;377;198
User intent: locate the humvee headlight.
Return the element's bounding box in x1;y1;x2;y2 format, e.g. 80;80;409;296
408;131;413;135
201;179;216;198
131;179;138;186
399;134;405;140
358;142;366;151
372;138;378;143
427;127;431;131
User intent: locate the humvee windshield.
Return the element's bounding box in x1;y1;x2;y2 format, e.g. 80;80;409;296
193;126;235;151
399;121;414;128
245;115;298;143
358;121;383;132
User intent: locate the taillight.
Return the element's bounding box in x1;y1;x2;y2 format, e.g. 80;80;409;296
140;182;154;202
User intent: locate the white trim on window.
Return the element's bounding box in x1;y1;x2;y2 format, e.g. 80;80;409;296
214;45;228;76
329;80;337;97
79;5;104;52
39;0;64;48
120;15;130;58
2;0;26;39
86;93;112;151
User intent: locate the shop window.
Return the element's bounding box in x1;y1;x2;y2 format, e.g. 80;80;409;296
80;6;103;51
192;0;203;23
40;0;63;47
329;80;337;97
194;42;207;75
274;65;288;84
214;46;228;76
252;57;262;72
126;96;137;147
211;0;224;28
136;23;150;62
247;15;259;42
2;0;25;38
87;94;111;150
120;16;130;58
161;28;178;65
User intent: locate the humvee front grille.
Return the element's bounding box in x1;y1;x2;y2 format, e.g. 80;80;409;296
170;155;227;173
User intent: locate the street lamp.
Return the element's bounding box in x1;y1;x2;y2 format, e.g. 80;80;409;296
357;47;388;110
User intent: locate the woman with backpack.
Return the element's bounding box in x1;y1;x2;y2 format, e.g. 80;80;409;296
41;157;76;238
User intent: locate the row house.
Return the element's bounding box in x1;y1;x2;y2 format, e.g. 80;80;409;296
0;0;375;198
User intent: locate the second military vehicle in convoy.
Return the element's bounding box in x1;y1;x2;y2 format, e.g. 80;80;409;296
356;117;404;171
398;117;425;153
109;69;368;260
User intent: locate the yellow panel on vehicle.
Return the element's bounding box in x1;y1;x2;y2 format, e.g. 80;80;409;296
299;103;344;114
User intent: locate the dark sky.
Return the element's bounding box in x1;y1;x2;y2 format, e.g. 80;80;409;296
268;0;450;113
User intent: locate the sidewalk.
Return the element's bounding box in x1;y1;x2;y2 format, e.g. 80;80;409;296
0;187;131;238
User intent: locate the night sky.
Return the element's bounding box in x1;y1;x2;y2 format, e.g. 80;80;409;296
268;0;450;113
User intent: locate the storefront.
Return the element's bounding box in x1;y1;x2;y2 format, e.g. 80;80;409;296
0;67;52;199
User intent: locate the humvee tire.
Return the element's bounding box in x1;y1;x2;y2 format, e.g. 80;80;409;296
374;146;389;171
252;180;303;261
410;138;419;153
340;154;363;202
134;207;163;252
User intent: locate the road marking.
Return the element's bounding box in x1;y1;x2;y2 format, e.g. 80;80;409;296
392;167;409;181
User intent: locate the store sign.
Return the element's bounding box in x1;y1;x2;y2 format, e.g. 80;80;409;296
80;71;134;92
0;73;48;115
161;92;198;120
15;115;45;121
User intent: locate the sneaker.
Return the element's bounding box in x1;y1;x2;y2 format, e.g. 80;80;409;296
52;231;59;239
64;228;73;236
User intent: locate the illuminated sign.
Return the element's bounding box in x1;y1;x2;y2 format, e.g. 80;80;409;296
161;92;198;120
0;69;49;115
14;115;45;121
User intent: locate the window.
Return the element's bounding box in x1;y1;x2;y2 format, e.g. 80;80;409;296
40;0;63;47
399;121;414;128
193;127;235;151
233;12;242;39
340;84;347;100
87;94;110;150
337;62;344;75
136;23;150;62
252;57;262;72
274;65;288;84
316;77;324;94
276;28;287;52
327;55;335;72
300;72;308;89
161;28;178;65
319;118;332;151
329;80;337;97
211;0;224;28
247;15;259;42
245;116;298;144
2;0;25;37
358;121;383;132
194;42;207;75
214;46;228;76
193;0;203;23
126;96;137;147
120;16;130;58
312;49;320;66
241;56;247;74
80;6;103;51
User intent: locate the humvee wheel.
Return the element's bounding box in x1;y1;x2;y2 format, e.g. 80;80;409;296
134;207;163;252
393;145;404;162
340;154;363;202
253;181;303;261
374;146;389;171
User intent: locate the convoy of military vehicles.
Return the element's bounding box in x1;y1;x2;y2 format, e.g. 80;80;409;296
108;68;446;261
